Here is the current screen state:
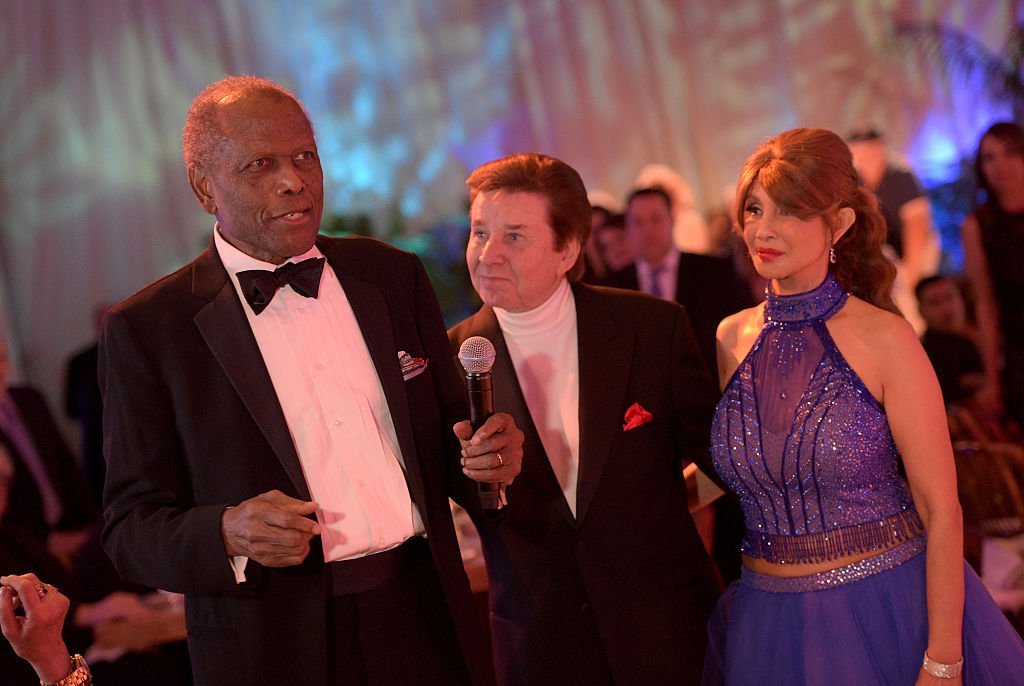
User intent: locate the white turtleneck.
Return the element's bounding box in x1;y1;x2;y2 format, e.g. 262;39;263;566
494;279;581;515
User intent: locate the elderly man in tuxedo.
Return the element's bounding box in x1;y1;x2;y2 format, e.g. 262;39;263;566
99;75;522;686
448;153;720;686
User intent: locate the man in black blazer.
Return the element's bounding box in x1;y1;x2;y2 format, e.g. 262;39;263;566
602;187;754;371
448;154;719;685
100;76;522;686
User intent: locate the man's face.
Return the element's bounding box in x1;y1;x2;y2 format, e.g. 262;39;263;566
466;190;579;312
918;279;966;334
190;93;324;265
626;194;674;265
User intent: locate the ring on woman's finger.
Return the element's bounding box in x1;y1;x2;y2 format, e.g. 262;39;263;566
35;583;57;600
496;452;504;468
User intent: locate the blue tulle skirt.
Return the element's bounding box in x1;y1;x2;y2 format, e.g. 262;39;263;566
703;538;1024;685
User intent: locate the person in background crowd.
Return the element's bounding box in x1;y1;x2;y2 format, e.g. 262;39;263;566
706;127;1024;685
450;153;720;685
64;303;111;506
592;213;633;273
847;127;940;332
961;121;1024;428
915;275;985;406
0;336;96;571
602;186;753;380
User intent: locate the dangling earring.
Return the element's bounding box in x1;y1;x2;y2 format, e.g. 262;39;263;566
829;247;837;264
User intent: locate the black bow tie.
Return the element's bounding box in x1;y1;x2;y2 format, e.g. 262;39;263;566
236;257;326;315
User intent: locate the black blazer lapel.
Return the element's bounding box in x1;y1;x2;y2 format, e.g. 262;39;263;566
574;284;634;525
463;307;574;524
325;246;428;511
191;244;312;501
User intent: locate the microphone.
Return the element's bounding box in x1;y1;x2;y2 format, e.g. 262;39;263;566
458;336;500;510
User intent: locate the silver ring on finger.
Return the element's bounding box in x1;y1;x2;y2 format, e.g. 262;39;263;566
496;452;504;468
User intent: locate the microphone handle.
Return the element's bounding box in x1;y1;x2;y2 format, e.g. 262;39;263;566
466;372;500;510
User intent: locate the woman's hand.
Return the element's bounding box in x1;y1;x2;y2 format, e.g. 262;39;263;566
0;573;74;683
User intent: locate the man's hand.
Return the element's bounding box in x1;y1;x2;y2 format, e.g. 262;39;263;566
453;412;523;485
220;490;320;567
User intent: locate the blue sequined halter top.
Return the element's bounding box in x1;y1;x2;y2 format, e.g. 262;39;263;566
711;274;923;564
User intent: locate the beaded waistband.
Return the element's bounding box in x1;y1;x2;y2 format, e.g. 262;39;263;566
742;509;925;564
740;535;926;593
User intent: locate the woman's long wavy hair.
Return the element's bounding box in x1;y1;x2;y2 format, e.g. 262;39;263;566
735;127;898;313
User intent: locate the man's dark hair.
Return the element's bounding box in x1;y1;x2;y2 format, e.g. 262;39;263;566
466;153;590;282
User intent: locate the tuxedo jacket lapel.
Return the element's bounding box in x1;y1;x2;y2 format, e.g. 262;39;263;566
465;307;574;524
191;245;312;501
574;284;633;525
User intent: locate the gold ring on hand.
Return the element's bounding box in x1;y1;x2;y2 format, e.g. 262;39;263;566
35;583;57;600
496;452;504;468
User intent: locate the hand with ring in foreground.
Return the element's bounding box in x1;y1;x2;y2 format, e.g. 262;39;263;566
0;573;77;683
454;412;524;489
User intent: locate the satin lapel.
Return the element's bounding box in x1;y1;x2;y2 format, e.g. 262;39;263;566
574;284;633;525
332;259;427;510
191;246;311;500
471;308;575;524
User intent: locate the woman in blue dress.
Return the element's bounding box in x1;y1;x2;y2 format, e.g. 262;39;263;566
704;127;1024;685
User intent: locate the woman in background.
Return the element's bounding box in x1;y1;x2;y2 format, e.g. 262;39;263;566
705;127;1023;685
961;122;1024;428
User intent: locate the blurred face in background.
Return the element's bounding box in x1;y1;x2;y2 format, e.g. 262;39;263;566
848;138;887;189
917;278;967;334
626;193;674;265
467;190;579;312
979;134;1024;201
595;225;633;271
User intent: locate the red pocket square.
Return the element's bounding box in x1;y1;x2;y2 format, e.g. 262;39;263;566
622;402;653;431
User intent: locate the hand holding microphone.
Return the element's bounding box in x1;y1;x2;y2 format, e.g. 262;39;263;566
454;336;523;510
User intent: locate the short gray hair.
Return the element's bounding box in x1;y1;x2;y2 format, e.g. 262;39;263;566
181;75;311;172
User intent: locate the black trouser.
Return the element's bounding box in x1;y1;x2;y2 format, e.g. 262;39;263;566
326;538;472;685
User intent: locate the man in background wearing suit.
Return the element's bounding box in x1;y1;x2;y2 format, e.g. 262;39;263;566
0;335;96;568
448;153;720;686
603;187;754;371
100;75;522;686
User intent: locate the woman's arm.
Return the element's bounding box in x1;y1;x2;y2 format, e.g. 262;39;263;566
879;316;964;682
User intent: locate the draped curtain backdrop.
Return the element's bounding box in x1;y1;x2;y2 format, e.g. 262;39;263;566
0;0;1019;413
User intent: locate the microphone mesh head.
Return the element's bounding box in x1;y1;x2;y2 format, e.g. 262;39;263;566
458;336;496;374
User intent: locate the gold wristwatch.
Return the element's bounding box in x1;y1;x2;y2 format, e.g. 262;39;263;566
42;654;91;686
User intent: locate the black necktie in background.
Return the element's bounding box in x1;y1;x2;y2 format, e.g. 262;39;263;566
237;257;326;315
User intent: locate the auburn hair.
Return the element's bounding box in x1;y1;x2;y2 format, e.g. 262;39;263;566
735;127;897;312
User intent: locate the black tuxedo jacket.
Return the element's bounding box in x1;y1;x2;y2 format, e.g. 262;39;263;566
0;386;97;539
449;283;719;686
100;236;491;685
601;252;754;371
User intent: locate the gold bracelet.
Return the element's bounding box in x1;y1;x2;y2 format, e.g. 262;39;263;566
922;653;964;679
41;654;91;686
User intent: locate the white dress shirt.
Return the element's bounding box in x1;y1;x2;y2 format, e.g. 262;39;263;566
494;279;581;515
215;229;423;581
